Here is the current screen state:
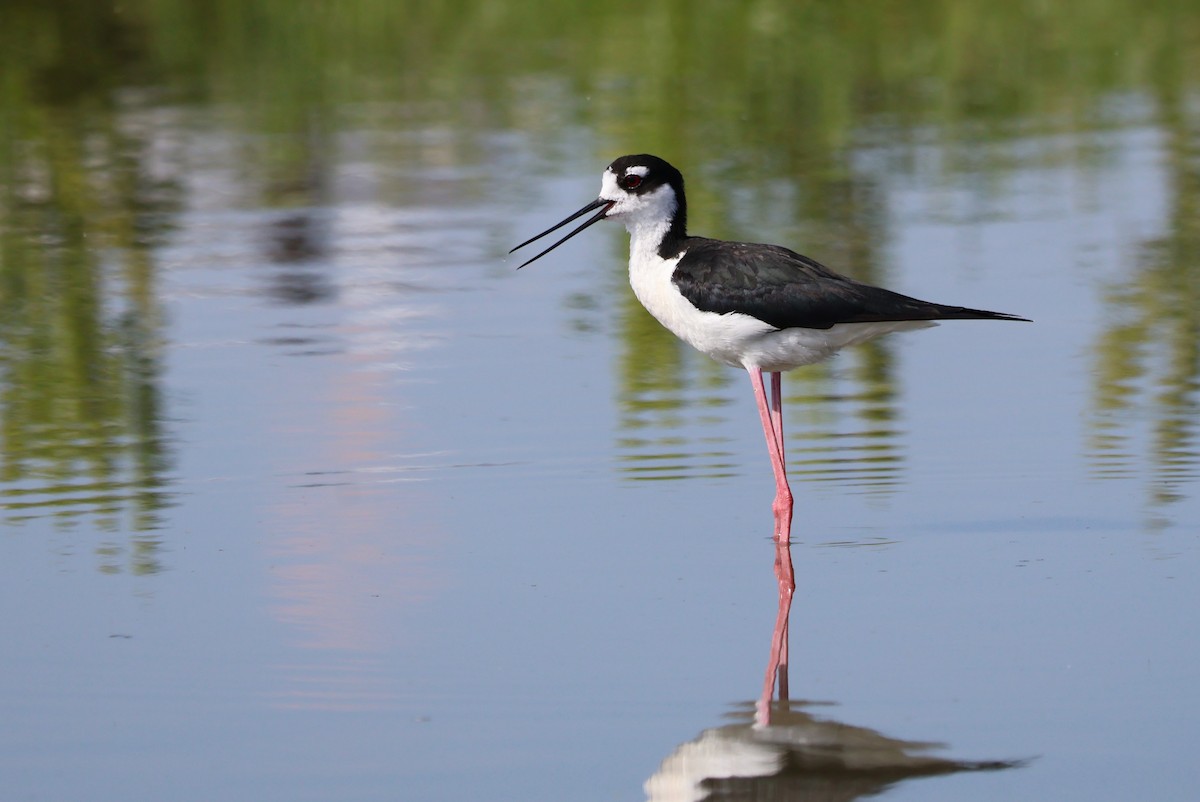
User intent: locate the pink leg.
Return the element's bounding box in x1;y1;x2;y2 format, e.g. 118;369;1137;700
774;541;794;700
770;371;786;461
748;367;794;542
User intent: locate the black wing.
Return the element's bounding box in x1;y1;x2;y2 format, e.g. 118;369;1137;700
672;238;1028;330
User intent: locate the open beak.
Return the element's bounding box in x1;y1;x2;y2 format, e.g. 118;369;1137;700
510;198;615;269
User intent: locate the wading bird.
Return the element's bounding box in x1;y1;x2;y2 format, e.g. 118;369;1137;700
512;155;1027;542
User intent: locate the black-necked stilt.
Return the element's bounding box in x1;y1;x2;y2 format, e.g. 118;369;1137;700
512;154;1028;542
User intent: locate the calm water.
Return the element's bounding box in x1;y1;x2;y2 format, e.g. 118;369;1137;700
2;3;1198;801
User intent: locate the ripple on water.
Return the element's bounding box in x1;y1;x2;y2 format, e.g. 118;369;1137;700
616;356;909;493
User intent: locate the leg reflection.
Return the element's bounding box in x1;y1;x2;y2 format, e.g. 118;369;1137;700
757;539;795;727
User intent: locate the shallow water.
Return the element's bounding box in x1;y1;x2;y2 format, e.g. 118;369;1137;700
2;4;1199;801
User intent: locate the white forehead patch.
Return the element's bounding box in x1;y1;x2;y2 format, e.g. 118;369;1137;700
600;169;622;198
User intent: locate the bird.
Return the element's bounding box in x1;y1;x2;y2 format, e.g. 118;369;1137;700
511;154;1028;543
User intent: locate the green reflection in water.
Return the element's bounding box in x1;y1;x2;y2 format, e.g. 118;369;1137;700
1089;119;1200;512
0;4;177;553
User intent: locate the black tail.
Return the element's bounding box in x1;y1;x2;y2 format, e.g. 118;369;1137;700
929;304;1031;323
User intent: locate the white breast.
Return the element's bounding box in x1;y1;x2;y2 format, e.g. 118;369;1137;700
627;249;771;368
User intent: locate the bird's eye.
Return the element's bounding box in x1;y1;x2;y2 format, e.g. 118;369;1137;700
622;174;643;190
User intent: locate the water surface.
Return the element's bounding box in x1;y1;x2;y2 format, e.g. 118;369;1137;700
1;3;1198;801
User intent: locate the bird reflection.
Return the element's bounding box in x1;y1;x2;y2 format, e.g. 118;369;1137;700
644;542;1024;802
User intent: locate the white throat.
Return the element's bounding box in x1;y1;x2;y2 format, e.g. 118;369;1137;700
624;213;672;266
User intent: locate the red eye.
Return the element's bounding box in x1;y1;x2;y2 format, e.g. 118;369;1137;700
624;174;643;189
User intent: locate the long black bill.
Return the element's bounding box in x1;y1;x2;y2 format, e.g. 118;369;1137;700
510;198;614;269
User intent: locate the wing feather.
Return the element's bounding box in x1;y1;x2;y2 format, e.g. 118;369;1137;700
672;239;1026;330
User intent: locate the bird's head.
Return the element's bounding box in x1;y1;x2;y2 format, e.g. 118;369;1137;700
510;154;685;268
599;154;684;225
